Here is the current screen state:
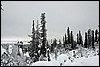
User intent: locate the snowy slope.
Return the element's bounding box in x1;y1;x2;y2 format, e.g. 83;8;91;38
30;55;99;66
63;56;99;66
81;56;99;66
31;60;59;66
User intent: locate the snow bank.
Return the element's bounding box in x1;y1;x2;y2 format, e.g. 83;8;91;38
1;46;7;56
63;60;82;66
57;54;69;65
31;61;59;66
82;56;99;66
63;56;99;66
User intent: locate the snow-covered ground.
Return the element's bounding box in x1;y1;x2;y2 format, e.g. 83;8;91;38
31;60;60;66
1;43;99;66
1;46;7;56
63;55;99;66
30;54;99;66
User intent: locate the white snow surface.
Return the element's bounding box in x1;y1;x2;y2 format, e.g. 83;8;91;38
30;54;99;66
31;60;59;66
19;48;23;54
63;55;99;66
57;54;69;65
8;45;13;54
24;52;30;57
1;46;7;56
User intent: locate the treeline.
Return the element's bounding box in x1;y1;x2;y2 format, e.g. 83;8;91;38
63;27;99;49
50;27;99;52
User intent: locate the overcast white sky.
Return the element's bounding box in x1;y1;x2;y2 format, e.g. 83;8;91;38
1;1;99;42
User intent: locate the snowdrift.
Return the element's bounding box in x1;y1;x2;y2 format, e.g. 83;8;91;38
63;55;99;66
1;46;7;56
31;60;59;66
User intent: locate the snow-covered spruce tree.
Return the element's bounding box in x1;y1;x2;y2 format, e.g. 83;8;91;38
58;39;62;49
46;41;51;60
35;20;41;61
71;31;74;49
47;47;51;61
79;30;83;46
50;39;54;53
47;41;49;49
98;25;99;43
40;13;47;57
77;33;79;44
95;29;98;43
87;29;92;48
73;40;77;49
67;27;70;44
84;32;87;48
53;38;57;48
51;43;54;53
54;47;57;60
92;30;95;49
28;20;36;58
64;33;67;48
63;36;65;48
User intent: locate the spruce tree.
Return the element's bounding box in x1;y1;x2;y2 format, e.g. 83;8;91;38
95;29;98;43
28;20;36;58
47;48;51;61
35;20;40;61
40;13;47;57
47;41;49;49
98;25;99;43
64;33;67;47
71;31;74;49
67;27;70;44
79;30;83;46
51;43;54;53
84;32;87;48
53;38;57;48
77;33;79;44
87;29;92;48
63;36;65;47
65;33;67;43
92;30;95;49
58;39;62;47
